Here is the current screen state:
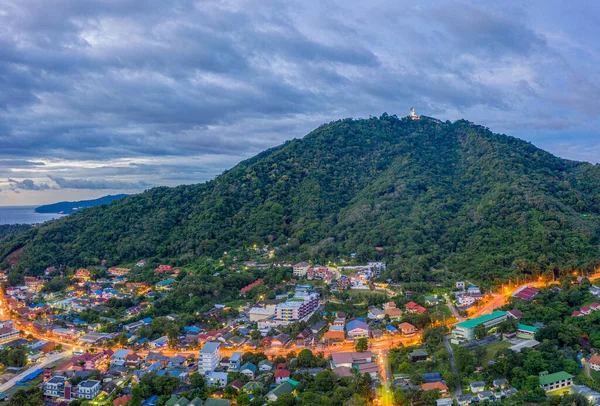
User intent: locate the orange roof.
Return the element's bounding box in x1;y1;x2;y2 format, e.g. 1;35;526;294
385;308;403;317
421;382;448;392
398;322;416;331
323;330;345;340
113;395;132;406
590;355;600;365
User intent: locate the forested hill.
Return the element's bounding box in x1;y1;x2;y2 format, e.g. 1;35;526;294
35;194;128;214
0;225;32;242
2;114;600;283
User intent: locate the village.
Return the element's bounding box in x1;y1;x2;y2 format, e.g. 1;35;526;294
0;257;598;405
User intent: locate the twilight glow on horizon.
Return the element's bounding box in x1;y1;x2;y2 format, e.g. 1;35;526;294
1;0;599;205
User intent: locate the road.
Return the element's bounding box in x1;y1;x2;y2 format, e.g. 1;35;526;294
0;351;70;393
377;349;393;406
443;335;462;398
443;293;462;321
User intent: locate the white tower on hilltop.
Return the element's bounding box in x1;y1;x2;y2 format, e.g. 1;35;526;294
409;107;420;120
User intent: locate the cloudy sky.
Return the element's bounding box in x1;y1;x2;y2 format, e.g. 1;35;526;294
1;0;599;205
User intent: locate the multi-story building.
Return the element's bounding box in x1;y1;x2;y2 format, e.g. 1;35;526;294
0;320;19;345
74;380;101;400
275;292;319;322
198;342;221;373
206;371;228;387
539;371;574;392
24;276;44;291
292;262;310;277
44;376;70;398
110;349;131;366
108;267;130;276
229;352;242;372
452;311;508;341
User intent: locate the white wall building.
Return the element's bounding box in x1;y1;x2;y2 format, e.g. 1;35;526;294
207;371;228;387
293;262;310;277
248;306;276;321
275;292;319;322
198;342;221;373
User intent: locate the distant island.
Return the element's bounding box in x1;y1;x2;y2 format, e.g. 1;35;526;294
34;194;128;214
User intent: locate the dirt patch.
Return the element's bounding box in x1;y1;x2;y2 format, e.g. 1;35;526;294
5;247;23;267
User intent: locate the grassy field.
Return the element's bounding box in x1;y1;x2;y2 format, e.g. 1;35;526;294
482;341;512;363
347;288;387;296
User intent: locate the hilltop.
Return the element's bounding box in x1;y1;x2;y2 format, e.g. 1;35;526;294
2;114;600;282
34;194;128;214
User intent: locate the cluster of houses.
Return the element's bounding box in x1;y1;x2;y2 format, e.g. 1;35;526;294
0;264;172;343
41;348;210;404
572;302;600;317
291;262;387;291
453;283;484;309
253;286;320;332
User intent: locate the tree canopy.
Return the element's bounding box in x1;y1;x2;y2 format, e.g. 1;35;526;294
3;115;600;283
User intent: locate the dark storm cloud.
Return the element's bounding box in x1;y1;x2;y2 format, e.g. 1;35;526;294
7;178;50;191
0;0;599;203
48;176;151;190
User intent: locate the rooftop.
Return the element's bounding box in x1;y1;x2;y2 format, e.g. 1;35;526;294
517;324;538;333
78;380;100;388
454;311;507;329
539;371;574;385
200;342;220;353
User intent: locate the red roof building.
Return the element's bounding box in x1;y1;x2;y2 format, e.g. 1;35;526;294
405;302;428;314
113;395;132;406
274;369;291;383
240;278;263;295
421;382;449;395
512;287;539;301
74;268;91;281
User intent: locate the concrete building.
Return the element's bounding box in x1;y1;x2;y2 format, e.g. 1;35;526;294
516;324;538;339
452;311;508;341
111;349;131;366
539;371;574;392
275;292;319;322
0;320;19;345
74;380;101;400
199;342;221;373
345;320;370;339
207;371;228;387
44;376;69;398
229;352;242;372
293;262;310;277
248;306;276;321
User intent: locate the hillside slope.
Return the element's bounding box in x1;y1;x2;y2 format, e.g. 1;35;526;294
2;114;600;282
35;194;128;214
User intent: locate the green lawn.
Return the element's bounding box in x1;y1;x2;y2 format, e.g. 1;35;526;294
546;388;571;397
347;289;386;296
481;341;512;363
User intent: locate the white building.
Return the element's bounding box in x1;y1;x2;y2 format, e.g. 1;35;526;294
198;342;221;373
44;376;68;398
453;311;508;341
293;262;310;277
275;292;319;322
74;380;101;400
248;306;276;321
207;371;228;387
110;349;131;366
0;320;19;345
229;352;242;371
